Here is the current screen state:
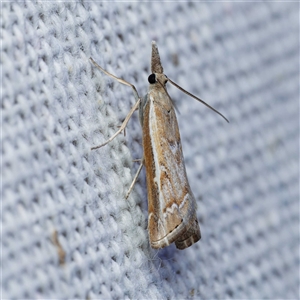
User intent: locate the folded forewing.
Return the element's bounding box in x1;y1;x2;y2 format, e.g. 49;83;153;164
143;91;200;249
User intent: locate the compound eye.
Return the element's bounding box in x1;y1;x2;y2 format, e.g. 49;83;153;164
148;73;156;84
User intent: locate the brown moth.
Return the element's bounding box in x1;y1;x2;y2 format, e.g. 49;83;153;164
90;41;228;250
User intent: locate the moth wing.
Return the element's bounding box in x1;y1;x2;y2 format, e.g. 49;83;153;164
143;92;200;249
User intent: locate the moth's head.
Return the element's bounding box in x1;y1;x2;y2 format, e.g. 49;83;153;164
148;73;168;87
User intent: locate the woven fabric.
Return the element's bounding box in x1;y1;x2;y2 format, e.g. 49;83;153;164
2;2;299;299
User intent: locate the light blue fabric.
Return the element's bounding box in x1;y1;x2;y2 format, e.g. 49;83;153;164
2;2;299;299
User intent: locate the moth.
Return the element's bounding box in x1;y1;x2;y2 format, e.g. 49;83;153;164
90;42;228;250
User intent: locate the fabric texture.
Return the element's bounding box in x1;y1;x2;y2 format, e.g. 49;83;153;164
2;1;299;299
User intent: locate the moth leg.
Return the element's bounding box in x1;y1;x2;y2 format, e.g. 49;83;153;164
90;57;141;150
132;158;143;163
125;159;144;199
91;99;140;150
